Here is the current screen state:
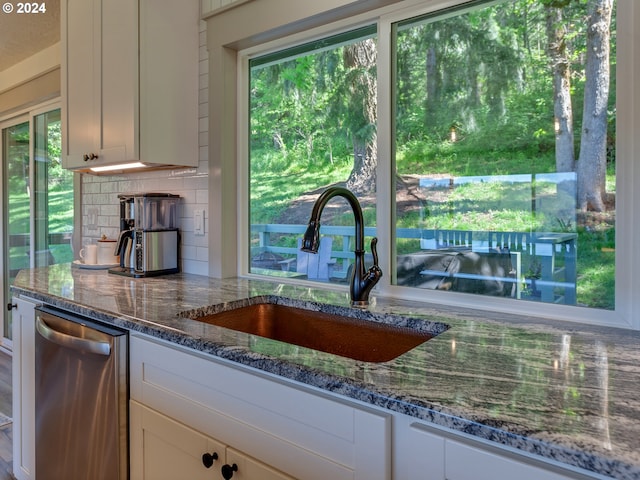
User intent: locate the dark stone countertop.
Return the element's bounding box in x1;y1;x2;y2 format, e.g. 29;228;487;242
11;264;640;479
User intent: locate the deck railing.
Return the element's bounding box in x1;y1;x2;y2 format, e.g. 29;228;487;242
250;224;577;304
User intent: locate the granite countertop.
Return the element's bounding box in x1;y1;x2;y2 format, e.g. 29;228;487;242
12;264;640;479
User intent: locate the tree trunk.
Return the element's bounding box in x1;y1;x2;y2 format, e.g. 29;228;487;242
577;0;613;212
344;38;377;194
349;139;378;194
425;45;438;123
545;5;575;173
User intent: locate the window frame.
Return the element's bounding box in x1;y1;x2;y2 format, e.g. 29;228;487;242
235;0;638;329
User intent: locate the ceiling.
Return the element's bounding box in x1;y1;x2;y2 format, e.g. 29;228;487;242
0;0;60;72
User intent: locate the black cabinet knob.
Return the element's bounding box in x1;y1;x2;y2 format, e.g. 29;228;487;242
6;303;16;311
202;452;218;468
221;463;238;479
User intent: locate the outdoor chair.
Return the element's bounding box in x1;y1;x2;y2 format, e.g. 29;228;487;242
279;237;336;281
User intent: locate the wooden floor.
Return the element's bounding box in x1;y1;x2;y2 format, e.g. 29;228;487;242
0;351;13;480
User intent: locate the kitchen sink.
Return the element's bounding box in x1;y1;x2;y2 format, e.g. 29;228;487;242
180;299;449;362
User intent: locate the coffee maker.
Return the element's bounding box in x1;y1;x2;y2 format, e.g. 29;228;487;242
109;193;180;277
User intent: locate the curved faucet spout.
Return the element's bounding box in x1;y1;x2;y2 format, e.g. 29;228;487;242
301;187;382;308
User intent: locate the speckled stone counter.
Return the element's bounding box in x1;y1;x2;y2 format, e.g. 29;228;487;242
11;264;640;479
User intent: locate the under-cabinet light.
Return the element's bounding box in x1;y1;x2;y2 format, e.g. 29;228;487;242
89;162;148;173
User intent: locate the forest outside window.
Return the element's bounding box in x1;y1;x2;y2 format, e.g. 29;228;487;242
393;0;616;310
245;0;618;315
248;27;378;283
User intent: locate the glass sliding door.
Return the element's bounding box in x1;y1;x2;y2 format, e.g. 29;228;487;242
33;109;73;267
2;118;30;346
1;106;73;346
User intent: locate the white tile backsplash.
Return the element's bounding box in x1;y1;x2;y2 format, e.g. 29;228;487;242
81;20;210;276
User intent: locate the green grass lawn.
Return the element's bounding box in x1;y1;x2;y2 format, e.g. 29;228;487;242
7;185;74;271
251;145;615;310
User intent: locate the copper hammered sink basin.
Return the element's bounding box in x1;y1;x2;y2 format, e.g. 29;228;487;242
183;300;448;363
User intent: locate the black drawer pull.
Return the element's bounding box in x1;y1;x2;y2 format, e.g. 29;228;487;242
202;452;218;468
221;463;238;479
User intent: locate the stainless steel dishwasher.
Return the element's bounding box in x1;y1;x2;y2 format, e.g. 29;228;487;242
34;305;128;480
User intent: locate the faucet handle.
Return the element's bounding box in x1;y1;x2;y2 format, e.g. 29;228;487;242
370;237;380;267
362;237;382;299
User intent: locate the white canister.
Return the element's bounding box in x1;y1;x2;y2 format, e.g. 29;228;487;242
97;237;119;265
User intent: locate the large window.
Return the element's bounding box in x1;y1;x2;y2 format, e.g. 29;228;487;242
248;27;378;283
245;0;623;320
393;0;615;310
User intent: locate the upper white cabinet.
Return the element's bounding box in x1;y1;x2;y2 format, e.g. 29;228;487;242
139;0;200;170
201;0;251;17
62;0;199;172
62;0;137;169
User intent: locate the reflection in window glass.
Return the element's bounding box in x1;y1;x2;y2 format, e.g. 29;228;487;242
394;0;615;309
249;27;378;284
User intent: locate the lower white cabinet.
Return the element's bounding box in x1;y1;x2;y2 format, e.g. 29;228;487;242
12;303;609;480
445;438;573;480
393;416;445;480
11;296;39;480
130;401;294;480
129;334;391;480
394;416;604;480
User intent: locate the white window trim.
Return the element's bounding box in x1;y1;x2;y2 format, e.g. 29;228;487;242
233;0;637;329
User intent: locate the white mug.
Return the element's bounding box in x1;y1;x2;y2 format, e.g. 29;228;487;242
79;244;98;265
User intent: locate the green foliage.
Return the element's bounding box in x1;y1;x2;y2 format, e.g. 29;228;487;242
249;0;616;309
396;139;557;177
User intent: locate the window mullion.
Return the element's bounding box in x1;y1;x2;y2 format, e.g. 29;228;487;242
375;17;395;295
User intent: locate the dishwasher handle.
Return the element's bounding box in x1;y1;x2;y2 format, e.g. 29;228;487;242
36;316;112;356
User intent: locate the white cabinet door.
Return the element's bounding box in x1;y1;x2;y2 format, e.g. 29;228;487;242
11;296;39;480
139;0;199;168
63;0;199;171
393;419;446;480
61;0;97;166
445;439;576;480
131;401;295;480
62;0;138;170
396;419;592;480
130;400;225;480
